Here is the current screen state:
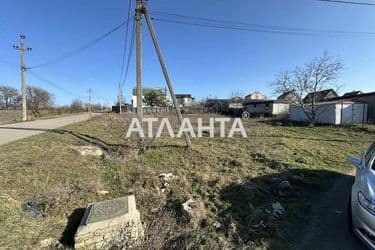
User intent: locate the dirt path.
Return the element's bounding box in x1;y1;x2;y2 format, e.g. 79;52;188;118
0;113;99;146
292;170;367;250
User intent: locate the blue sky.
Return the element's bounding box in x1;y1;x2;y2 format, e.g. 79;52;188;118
0;0;374;106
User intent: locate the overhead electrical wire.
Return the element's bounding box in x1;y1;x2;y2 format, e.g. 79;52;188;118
118;0;133;91
27;70;84;99
120;19;135;90
317;0;375;6
150;10;375;37
28;70;109;102
29;15;134;69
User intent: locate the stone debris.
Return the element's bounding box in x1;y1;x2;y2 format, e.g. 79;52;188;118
96;190;109;195
72;146;104;157
272;202;285;217
74;195;143;249
182;199;195;214
158;173;177;182
212;221;221;229
182;199;206;228
39;238;63;249
158;173;178;193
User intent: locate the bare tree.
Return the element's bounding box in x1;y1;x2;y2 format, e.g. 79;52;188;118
0;85;20;109
70;99;84;113
26;86;55;117
269;53;344;126
229;90;245;99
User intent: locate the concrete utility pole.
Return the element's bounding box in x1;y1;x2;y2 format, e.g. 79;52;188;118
119;88;123;114
88;88;92;112
13;35;32;121
134;0;192;148
136;0;143;123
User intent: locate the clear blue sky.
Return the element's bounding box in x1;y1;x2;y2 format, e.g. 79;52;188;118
1;0;374;106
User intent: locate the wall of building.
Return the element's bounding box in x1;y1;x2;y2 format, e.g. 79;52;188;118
272;103;289;115
340;103;367;124
290;103;367;125
245;102;272;115
352;95;375;123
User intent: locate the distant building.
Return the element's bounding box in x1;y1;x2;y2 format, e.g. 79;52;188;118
277;90;299;104
175;94;194;107
342;91;364;98
330;91;375;123
131;87;167;108
245;91;266;101
244;100;289;116
228;97;244;109
205;99;230;113
303;89;338;103
290;100;367;125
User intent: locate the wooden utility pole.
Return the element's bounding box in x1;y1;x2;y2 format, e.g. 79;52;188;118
13;35;32;121
135;0;192;148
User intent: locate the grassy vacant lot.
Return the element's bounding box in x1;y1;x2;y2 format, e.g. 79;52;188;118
0;110;22;124
0;114;374;249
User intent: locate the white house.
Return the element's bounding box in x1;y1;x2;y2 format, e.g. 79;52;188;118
245;91;266;101
289;100;368;125
131;87;167;108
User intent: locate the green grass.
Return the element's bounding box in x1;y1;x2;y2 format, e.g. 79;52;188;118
0;114;374;249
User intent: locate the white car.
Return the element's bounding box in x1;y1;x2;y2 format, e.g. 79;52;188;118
348;143;375;249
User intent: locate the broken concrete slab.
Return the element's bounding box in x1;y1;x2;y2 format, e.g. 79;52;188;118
74;195;143;249
72;146;104;157
39;237;63;249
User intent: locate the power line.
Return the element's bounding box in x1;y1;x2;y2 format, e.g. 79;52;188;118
28;70;110;102
150;11;375;37
317;0;375;6
151;10;375;35
29;15;134;69
118;0;133;90
120;19;136;89
27;70;84;98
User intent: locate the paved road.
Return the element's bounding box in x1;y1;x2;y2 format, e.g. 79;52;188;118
293;170;368;250
0;113;97;146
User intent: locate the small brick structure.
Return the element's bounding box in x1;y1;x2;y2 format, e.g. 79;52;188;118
74;195;143;249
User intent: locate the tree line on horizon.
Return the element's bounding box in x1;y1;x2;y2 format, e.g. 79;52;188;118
0;85;106;117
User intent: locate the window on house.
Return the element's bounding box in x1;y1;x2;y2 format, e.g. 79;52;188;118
253;104;256;107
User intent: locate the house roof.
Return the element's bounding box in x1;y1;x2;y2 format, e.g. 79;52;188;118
328;91;375;102
175;94;192;98
292;99;366;106
303;89;338;103
243;100;284;105
277;90;296;100
342;91;364;98
245;91;265;98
